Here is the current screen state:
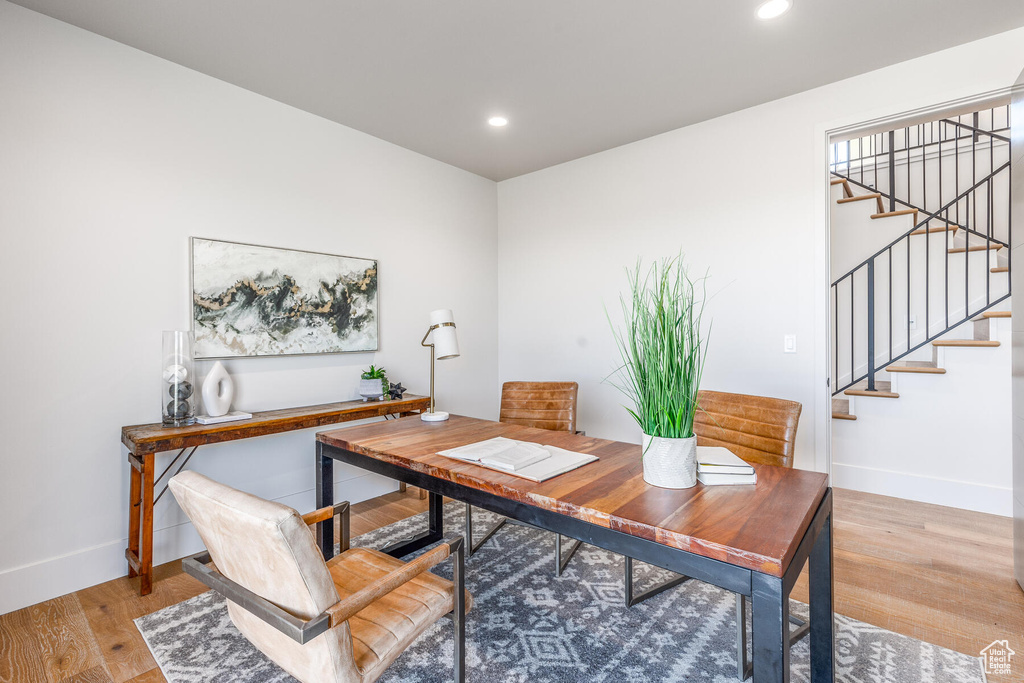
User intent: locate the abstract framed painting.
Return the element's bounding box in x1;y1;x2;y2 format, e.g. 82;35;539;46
190;238;378;359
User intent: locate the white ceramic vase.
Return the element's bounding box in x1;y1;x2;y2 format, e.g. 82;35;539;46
641;434;698;489
202;361;235;417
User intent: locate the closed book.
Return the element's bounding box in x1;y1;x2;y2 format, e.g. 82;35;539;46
480;443;550;472
697;470;757;486
696;446;754;475
196;411;253;425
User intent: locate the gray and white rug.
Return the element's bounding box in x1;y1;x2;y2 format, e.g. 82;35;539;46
136;503;984;682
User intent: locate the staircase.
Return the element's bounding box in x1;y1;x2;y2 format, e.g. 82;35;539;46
829;106;1012;421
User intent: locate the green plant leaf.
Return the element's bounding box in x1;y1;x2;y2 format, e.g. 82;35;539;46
605;254;711;440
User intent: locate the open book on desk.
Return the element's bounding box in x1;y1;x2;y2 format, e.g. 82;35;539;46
438;436;598;482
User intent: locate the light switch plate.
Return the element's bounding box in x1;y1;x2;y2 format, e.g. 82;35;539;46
784;334;797;353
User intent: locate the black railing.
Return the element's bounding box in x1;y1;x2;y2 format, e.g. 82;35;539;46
830;106;1011;396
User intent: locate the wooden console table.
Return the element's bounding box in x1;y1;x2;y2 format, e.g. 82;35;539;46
121;394;430;595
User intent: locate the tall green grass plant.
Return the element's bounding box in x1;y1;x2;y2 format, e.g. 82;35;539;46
609;256;709;440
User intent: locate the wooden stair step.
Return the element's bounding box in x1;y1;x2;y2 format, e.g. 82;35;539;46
948;244;1003;254
837;192;884;213
932;339;1000;347
831;398;857;421
871;209;918;220
845;388;900;398
910;225;957;236
837;193;881;203
991;266;1009;273
885;362;946;374
829;177;853;198
981;310;1011;318
844;380;899;399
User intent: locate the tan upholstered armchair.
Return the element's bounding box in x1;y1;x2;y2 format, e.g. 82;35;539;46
169;471;470;683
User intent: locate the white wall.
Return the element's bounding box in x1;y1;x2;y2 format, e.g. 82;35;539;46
0;2;499;614
496;27;1024;474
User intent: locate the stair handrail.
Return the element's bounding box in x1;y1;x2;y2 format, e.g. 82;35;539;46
830;107;1011;397
937;117;1010;144
831;160;1010;289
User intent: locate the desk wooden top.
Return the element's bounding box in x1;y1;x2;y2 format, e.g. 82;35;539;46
122;395;430;455
317;414;829;577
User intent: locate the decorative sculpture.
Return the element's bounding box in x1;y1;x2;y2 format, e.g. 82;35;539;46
201;361;235;417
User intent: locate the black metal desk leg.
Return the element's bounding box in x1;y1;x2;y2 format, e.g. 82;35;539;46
315;444;334;558
381;488;445;558
751;573;789;683
809;510;835;682
428;491;443;535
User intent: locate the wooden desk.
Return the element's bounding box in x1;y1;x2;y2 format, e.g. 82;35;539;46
121;394;429;595
316;415;834;683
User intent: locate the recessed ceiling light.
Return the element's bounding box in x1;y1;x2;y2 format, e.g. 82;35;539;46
756;0;792;19
488;116;509;127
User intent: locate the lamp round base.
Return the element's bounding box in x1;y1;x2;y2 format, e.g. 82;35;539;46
420;411;450;422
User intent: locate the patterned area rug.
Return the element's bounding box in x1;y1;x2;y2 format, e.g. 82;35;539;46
136;503;984;682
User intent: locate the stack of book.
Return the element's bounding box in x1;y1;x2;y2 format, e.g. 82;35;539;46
696;446;756;486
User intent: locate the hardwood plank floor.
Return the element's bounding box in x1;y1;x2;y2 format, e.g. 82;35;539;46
1;487;1021;683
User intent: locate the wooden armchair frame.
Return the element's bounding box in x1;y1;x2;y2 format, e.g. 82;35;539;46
181;500;467;681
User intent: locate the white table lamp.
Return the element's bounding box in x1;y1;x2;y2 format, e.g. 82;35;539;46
420;309;460;421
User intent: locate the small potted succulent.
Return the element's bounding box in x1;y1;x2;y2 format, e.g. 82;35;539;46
359;365;389;401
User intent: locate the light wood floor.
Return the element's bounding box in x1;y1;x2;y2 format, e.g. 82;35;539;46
1;487;1021;683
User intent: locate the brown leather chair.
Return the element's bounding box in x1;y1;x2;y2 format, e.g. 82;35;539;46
465;381;580;574
170;471;470;683
693;389;801;468
601;390;801;679
697;390;803;680
498;381;579;432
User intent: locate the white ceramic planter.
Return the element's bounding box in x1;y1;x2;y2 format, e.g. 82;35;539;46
641;434;698;489
359;378;385;401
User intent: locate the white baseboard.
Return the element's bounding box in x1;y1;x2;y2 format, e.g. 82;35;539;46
0;472;399;615
831;462;1012;517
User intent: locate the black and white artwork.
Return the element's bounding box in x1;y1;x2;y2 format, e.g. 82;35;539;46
191;238;378;359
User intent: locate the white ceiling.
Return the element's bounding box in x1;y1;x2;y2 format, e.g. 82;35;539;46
11;0;1024;180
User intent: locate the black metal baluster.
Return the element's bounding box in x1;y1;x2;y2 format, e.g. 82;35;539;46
867;259;876;391
889;130;896;212
834;285;839;388
943;206;949;330
888;248;893;362
986;180;992;306
965;194;970;318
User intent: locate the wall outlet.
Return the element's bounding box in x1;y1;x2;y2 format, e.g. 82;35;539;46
784;334;797;353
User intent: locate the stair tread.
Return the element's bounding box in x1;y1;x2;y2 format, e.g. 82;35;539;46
932;339;1000;347
844;380;898;398
981;310;1011;318
831;398;857;420
910;225;958;236
845;388;900;398
837;193;882;204
885;362;946;374
991;266;1009;273
829;176;853;198
871;209;918;219
948;245;1003;254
